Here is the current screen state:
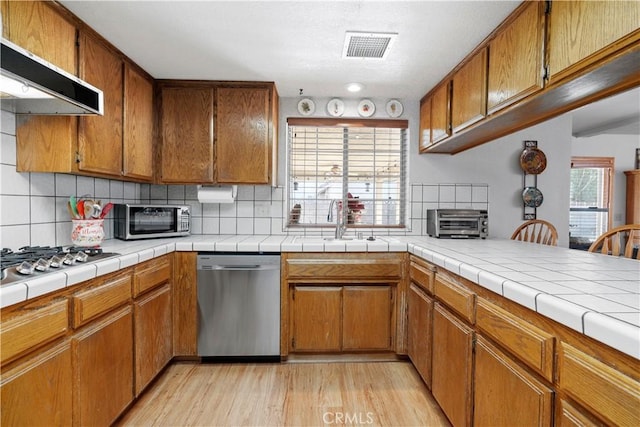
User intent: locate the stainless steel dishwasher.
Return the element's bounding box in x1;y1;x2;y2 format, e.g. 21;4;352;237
197;253;281;361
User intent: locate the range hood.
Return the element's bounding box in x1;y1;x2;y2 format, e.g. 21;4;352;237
0;38;103;115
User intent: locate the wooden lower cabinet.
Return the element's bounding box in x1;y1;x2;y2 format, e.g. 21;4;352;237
473;336;553;427
431;303;474;427
72;305;134;427
1;340;72;426
557;398;606;427
407;283;433;388
290;285;393;353
172;251;198;356
291;286;341;352
134;284;172;396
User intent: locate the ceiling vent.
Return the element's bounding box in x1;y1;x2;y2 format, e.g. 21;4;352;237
342;31;397;59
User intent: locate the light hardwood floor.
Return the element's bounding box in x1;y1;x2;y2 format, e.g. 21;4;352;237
117;361;451;427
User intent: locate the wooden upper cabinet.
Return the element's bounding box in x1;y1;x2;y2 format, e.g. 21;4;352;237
547;1;640;84
1;0;76;74
78;32;124;177
452;48;488;133
431;81;451;144
418;97;431;152
487;1;545;114
123;65;154;181
160;86;214;183
215;86;272;184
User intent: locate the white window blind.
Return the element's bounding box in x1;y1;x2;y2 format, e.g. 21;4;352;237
287;118;408;228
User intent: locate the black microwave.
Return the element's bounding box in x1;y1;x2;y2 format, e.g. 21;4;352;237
113;204;190;240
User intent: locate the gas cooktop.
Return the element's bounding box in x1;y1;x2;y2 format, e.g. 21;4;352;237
1;246;120;285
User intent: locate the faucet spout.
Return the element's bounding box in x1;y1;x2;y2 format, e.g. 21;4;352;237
327;199;347;239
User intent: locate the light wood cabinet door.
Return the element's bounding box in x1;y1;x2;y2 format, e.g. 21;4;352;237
123;64;154;181
216;87;272;184
418;97;431;151
78;32;124;177
431;303;473;427
548;1;640;84
556;398;606;427
160;87;214;183
173;252;198;356
452;48;487;133
72;305;133;427
8;1;79;174
291;286;341;352
1;340;72;426
343;286;392;351
431;82;451;144
474;336;553;427
407;283;433;388
134;284;172;396
487;1;545;114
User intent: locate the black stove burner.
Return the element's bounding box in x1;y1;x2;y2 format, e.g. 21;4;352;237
1;246;119;285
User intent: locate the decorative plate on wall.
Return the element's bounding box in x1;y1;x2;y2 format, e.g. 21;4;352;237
385;100;403;118
327;98;345;117
358;99;375;117
297;98;315;116
520;147;547;174
522;186;544;208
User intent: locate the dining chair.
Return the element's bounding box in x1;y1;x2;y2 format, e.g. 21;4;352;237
510;219;558;246
588;224;640;259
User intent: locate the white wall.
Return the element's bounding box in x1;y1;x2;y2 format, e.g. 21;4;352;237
571;133;640;227
411;115;574;246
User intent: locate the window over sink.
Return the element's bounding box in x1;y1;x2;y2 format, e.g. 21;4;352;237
286;118;408;228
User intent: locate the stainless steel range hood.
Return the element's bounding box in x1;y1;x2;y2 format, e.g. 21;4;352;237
1;38;103;115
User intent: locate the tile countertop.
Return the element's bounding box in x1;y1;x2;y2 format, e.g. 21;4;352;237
1;234;638;359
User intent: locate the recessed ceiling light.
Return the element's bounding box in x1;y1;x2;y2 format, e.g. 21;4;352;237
346;83;364;93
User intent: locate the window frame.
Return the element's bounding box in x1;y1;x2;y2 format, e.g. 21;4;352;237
286;117;409;229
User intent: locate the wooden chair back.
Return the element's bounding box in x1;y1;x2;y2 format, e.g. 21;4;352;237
511;219;558;246
588;224;640;259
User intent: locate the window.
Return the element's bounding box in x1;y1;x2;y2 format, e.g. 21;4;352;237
569;157;613;249
287;118;408;228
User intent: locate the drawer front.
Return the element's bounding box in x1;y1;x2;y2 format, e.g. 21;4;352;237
434;274;476;324
134;257;171;297
1;299;69;364
410;261;435;294
286;259;402;280
72;275;132;328
558;342;640;426
476;298;554;381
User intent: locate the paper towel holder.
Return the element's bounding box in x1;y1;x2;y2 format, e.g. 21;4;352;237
196;184;238;203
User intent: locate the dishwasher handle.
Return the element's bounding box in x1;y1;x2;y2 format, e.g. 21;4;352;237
199;264;280;271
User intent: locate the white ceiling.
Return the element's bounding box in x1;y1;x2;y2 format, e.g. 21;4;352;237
60;0;520;100
60;0;639;136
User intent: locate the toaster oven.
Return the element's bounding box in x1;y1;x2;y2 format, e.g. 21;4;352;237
426;209;488;239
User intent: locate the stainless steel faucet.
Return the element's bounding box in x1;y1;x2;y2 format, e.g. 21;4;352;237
327;199;347;239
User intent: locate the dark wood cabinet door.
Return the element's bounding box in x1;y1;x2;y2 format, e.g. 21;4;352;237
407;283;433;388
419;97;432;151
487;1;545;114
474;336;553;427
78;33;124;176
431;82;451;144
452;48;487;133
123;65;154;181
216;87;272;184
72;306;133;427
134;284;172;396
548;1;640;84
431;303;474;427
160;87;214;183
172;252;198;356
1;340;72;426
291;286;341;352
343;286;393;351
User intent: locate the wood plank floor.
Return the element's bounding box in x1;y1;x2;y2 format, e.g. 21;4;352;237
116;361;451;427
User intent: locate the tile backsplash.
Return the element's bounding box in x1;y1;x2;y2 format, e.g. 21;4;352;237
1;110;490;248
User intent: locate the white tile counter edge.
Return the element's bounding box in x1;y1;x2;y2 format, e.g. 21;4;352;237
1;234;638;360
